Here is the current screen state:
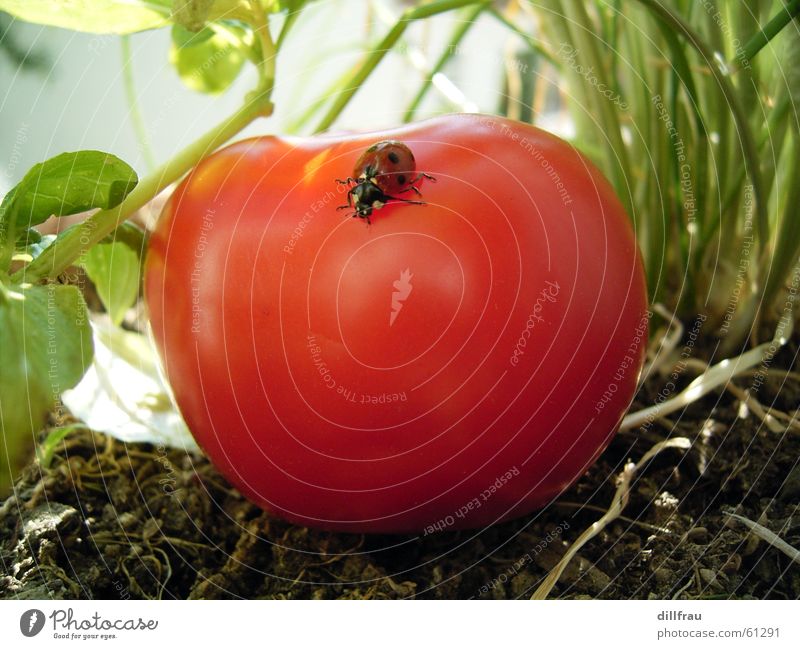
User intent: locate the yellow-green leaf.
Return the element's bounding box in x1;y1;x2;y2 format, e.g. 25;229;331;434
0;283;93;489
0;0;172;35
81;241;141;326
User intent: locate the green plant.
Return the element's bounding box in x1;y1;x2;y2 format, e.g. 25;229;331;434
490;1;800;351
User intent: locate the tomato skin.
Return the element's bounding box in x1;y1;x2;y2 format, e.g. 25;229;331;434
144;114;648;533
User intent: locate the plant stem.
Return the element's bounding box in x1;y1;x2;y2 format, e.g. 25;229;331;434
538;0;633;218
13;94;273;285
403;3;488;122
250;0;277;90
635;0;768;248
760;129;800;323
719;90;790;218
121;35;156;171
276;1;305;49
286;58;365;133
733;0;800;71
314;0;487;133
487;7;557;67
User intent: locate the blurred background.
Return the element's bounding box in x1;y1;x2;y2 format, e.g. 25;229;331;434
1;2;542;196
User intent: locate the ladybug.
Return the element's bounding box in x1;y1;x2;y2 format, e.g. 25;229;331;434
337;140;435;224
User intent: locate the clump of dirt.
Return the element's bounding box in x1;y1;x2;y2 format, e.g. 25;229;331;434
1;333;799;599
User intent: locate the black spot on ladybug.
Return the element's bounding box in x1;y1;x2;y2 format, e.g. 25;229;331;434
388;151;400;164
397;174;406;185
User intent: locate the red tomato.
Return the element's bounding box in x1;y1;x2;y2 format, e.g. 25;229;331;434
144;114;648;534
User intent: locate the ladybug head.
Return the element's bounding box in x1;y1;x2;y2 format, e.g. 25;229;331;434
352;181;387;217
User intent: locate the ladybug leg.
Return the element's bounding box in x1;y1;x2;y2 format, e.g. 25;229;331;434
337;186;356;211
385;195;426;206
410;172;436;184
397;185;423;197
336;177;358;185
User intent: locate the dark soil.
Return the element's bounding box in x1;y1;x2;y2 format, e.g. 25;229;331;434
2;331;799;600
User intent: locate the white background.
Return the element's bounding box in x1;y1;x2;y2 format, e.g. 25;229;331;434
1;600;798;647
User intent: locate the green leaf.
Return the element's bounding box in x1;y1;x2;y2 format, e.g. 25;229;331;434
169;24;247;94
0;283;93;487
81;241;141;326
0;0;173;35
0;0;265;68
0;150;138;242
36;424;87;470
